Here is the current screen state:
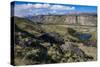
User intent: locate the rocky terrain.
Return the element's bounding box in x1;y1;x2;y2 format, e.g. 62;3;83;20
26;13;97;26
12;14;97;65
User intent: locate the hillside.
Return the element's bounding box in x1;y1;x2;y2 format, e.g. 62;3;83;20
13;16;45;36
12;15;97;65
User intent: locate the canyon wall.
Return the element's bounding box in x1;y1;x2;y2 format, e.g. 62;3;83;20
31;14;97;26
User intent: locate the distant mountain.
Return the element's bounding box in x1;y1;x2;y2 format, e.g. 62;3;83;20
25;15;44;24
23;12;97;26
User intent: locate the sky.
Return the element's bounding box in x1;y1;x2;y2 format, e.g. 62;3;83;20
11;1;97;17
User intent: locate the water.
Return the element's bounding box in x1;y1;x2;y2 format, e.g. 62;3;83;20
75;32;92;41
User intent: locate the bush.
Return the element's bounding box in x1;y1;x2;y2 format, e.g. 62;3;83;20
67;28;76;36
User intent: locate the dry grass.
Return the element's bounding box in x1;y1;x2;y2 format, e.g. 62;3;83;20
77;43;97;60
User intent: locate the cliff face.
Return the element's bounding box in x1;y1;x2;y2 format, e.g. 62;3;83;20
77;15;97;26
43;15;76;25
28;14;97;26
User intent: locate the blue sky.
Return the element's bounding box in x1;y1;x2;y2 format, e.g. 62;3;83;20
11;1;97;17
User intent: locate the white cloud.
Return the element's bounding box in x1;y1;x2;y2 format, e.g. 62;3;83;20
15;3;75;10
15;3;50;10
14;3;76;17
14;4;34;17
33;4;50;8
14;3;50;17
15;4;32;10
50;5;75;10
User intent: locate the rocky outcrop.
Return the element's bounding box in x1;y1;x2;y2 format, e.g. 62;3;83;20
28;13;97;26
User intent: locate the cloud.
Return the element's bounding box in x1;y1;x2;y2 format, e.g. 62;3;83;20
15;3;75;10
50;5;75;10
33;3;50;8
15;4;32;10
14;4;34;17
14;3;76;17
15;3;50;9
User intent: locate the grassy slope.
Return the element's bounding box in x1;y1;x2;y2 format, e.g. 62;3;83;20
14;16;97;65
14;16;44;36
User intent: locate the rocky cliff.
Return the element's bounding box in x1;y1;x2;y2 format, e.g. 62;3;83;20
27;13;97;26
